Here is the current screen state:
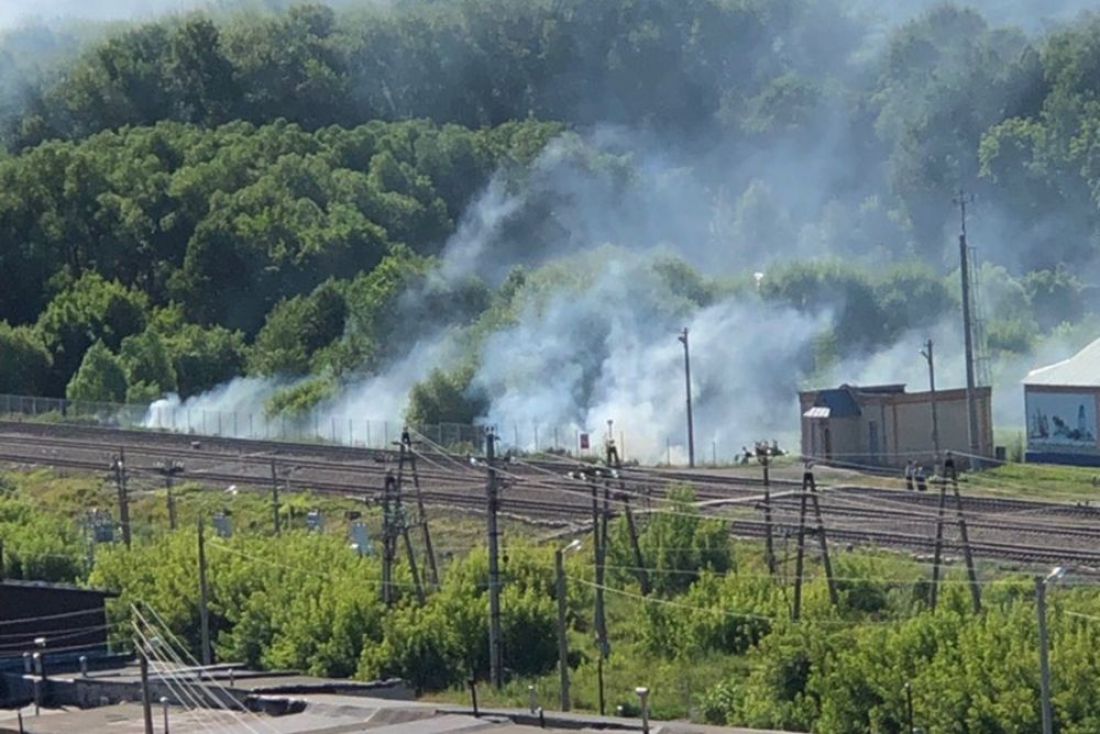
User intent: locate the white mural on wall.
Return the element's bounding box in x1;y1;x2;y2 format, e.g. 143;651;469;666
1026;391;1099;448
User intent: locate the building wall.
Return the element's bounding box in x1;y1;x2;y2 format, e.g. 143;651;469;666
800;388;993;468
0;585;111;658
1025;385;1100;466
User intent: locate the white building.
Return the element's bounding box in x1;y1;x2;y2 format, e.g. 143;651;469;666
1024;337;1100;466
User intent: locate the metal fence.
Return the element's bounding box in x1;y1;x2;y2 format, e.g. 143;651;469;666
0;393;612;458
0;393;788;465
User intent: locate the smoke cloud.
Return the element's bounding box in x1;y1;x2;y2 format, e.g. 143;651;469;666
124;0;1100;462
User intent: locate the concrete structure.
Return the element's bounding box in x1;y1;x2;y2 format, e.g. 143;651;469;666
1024;337;1100;466
0;581;116;659
0;661;803;734
799;383;993;468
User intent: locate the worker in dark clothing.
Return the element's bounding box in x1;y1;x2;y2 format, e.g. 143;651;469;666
915;464;927;492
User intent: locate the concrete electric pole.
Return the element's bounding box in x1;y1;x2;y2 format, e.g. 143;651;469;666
555;539;582;711
269;460;281;536
485;430;504;689
197;517;212;666
678;328;695;467
1037;566;1066;734
113;450;132;549
954;190;982;463
921;340;941;462
155;460;185;531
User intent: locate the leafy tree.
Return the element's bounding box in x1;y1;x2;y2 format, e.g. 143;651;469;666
66;341;128;403
249;280;348;376
149;309;247;398
119;328;178;403
35;272;149;395
0;322;52;395
1022;266;1085;331
406;367;487;427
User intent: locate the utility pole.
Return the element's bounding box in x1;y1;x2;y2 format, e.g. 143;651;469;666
759;448;777;575
269;460;281;536
946;456;982;613
392;464;426;605
587;472;609;663
792;470;809;622
1035;567;1066;734
381;473;398;607
555;546;570;712
792;468;837;619
399;431;439;589
921;340;941;461
929;469;949;611
155;461;184;531
904;682;915;734
806;471;838;608
485;430;504;689
618;493;650;595
607;439;649;594
197;517;211;666
678;328;695;467
113;450;132;549
1036;576;1053;734
138;642;155;734
955;189;982;464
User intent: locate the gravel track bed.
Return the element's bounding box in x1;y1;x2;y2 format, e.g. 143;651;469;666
2;421;1099;564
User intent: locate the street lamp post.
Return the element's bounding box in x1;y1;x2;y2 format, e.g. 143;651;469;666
635;687;650;734
678;328;695;467
1037;566;1066;734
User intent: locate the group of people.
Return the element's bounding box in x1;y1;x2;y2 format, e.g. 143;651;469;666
903;461;929;491
737;440;785;465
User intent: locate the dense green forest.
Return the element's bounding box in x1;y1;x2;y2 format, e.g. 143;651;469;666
0;0;1098;433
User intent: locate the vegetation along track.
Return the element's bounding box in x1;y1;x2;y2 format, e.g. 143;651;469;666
1;421;1098;563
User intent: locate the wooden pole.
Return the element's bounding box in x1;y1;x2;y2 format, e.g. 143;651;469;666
792;471;810;621
806;471;838;608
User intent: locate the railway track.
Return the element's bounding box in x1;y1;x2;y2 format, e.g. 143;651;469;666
2;420;1099;564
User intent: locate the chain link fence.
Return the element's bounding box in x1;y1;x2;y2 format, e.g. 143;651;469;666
0;393;785;465
0;393;626;458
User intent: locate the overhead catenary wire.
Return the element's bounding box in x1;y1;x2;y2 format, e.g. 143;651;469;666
133;603;278;734
131;622;224;734
132;623;247;734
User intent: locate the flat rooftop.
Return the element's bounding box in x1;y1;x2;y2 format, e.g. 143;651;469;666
0;700;800;734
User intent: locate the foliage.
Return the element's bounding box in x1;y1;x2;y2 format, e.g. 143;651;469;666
65;341;129;403
119;328;178;402
0;322;52;395
249;280;348;376
0;486;85;582
35;273;149;394
406;367;487;427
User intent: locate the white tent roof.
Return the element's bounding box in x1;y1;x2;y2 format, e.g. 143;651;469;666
1025;337;1100;387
